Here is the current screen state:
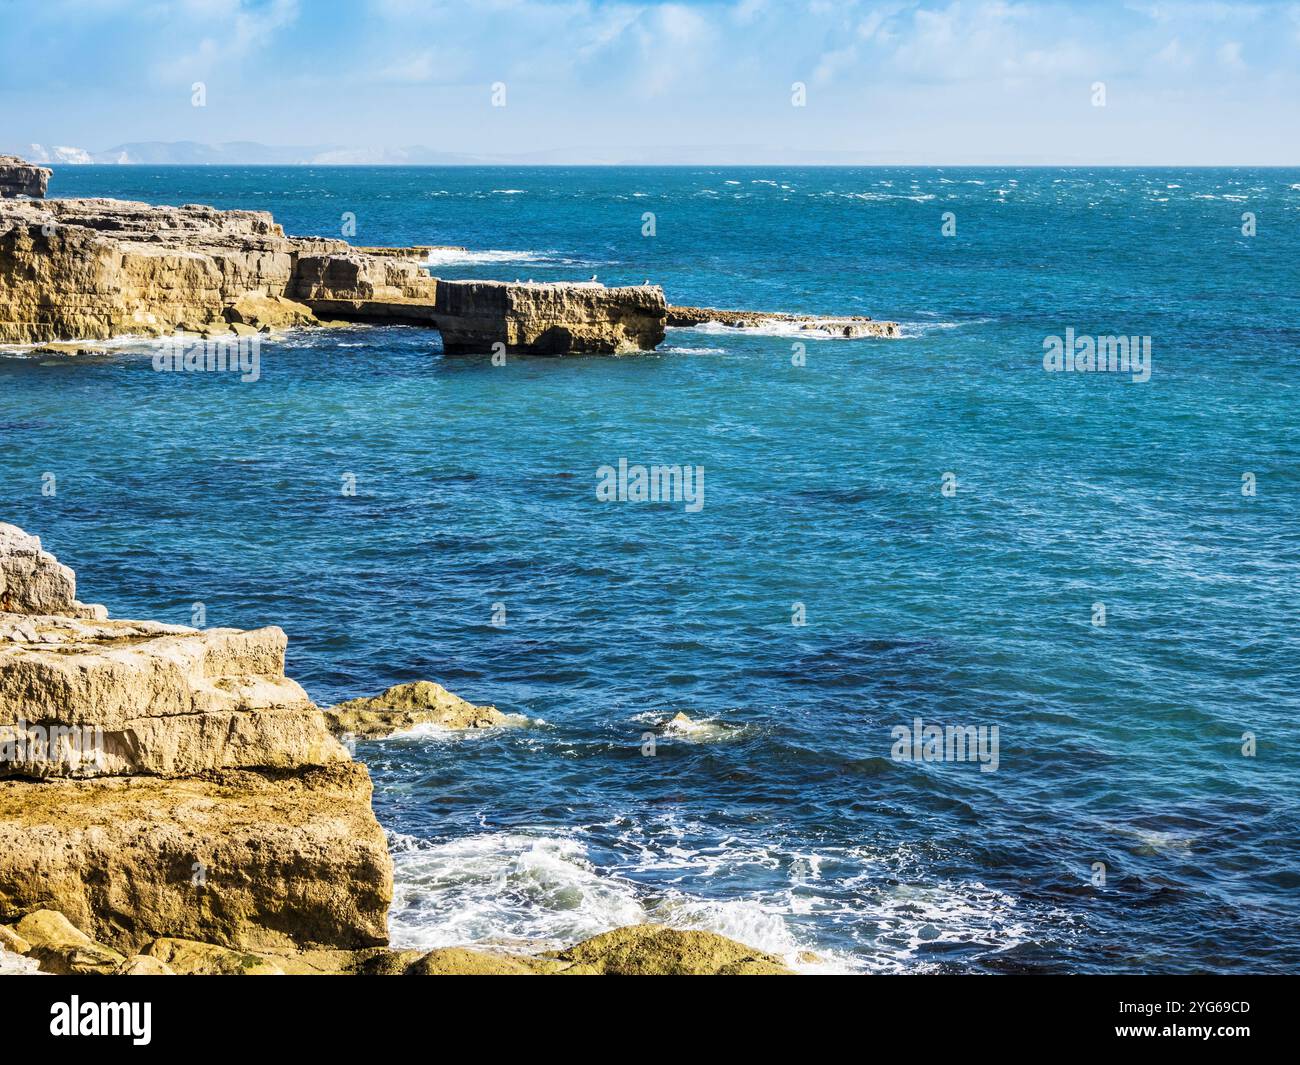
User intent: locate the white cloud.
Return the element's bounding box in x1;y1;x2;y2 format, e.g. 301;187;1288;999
151;0;299;84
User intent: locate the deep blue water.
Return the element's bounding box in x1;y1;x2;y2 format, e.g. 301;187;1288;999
2;166;1298;973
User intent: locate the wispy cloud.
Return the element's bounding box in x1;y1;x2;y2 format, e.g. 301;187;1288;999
1;0;1296;163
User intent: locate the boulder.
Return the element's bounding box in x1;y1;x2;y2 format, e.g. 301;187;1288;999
224;293;316;331
324;680;521;738
404;947;556;976
0;922;31;954
16;910;126;975
546;925;791;975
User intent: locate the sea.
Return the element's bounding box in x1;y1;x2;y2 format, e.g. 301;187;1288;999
2;165;1297;973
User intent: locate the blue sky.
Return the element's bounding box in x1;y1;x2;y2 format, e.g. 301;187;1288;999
1;0;1297;163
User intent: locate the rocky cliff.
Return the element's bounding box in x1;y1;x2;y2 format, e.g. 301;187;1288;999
0;161;667;353
0;523;392;953
0;522;797;975
0;155;51;199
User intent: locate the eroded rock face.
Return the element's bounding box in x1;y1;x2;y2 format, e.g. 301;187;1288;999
434;280;667;354
0;155;51;199
0;615;348;779
0;524;393;952
0;523;99;615
0;196;342;343
0;763;391;953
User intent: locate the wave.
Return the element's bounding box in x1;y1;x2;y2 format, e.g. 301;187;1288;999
386;828;841;970
422;248;550;266
384;823;1078;974
0;947;40;975
678;321;860;341
896;316;994;338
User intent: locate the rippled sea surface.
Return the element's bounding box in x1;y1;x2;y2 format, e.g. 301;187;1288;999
2;166;1298;973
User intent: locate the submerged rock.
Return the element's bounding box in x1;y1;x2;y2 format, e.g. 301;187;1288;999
325;680;522;738
546;925;791;975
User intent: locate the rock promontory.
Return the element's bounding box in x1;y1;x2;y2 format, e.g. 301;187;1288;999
0;155;51;199
0;156;898;355
0;165;666;353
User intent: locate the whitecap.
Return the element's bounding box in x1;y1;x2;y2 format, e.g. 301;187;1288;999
422;248;550;266
686;321;850;341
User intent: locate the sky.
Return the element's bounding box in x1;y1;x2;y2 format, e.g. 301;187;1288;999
0;0;1297;164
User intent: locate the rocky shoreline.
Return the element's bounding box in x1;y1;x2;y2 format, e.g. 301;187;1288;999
0;523;792;975
668;304;902;338
0;155;898;353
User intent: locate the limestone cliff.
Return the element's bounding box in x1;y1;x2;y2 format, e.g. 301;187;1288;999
0;523;392;952
0;163;667;353
0;155;50;199
0;197;339;343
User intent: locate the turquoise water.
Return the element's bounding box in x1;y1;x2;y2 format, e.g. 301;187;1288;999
3;166;1298;973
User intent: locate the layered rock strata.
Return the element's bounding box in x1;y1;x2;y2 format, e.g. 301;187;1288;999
0;523;392;952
